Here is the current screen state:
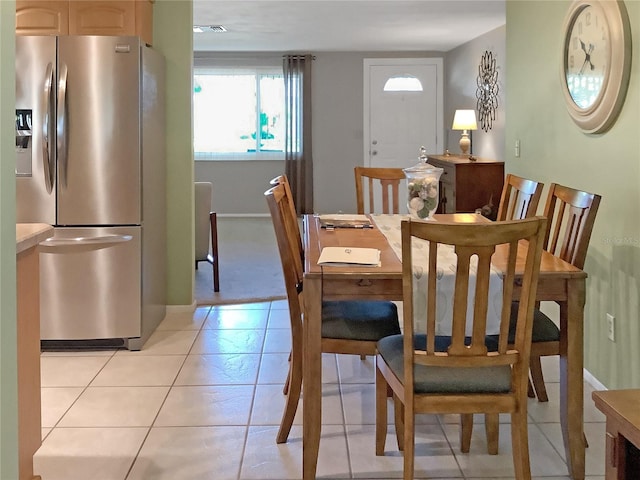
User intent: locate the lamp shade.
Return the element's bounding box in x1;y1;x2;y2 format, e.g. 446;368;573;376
452;109;478;131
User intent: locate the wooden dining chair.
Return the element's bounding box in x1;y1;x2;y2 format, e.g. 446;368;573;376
482;182;602;455
375;216;546;480
478;183;602;456
354;166;406;214
269;174;304;392
496;174;544;221
265;184;401;444
272;172;387;361
522;183;602;402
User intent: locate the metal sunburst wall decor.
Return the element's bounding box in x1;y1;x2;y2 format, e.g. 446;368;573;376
476;50;499;132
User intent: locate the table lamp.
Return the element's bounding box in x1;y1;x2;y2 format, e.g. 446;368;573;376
452;109;478;155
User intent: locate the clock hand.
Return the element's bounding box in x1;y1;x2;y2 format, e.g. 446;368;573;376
578;40;595;74
579;55;590;74
587;44;595;70
579;59;590;75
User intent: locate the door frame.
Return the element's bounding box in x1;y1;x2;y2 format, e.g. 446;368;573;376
363;57;444;166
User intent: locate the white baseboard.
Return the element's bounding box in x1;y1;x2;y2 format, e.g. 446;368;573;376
165;301;197;314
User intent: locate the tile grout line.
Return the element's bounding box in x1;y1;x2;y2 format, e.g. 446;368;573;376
235;300;275;480
124;305;214;480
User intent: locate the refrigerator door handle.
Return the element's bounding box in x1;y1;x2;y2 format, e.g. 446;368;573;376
42;62;55;194
39;234;133;254
57;63;68;189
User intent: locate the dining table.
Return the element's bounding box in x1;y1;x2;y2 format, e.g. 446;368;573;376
301;213;588;480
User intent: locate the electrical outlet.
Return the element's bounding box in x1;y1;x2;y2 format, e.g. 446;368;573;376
606;313;615;342
515;139;521;158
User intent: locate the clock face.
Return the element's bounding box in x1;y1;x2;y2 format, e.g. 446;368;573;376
564;5;610;109
560;0;631;134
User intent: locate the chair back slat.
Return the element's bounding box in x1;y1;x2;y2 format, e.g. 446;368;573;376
470;246;493;350
355;166;405;214
380;179;401;213
402;217;546;372
496;174;544;221
265;184;304;302
543;183;601;269
498;242;518;353
450;246;472;353
270;175;303;264
368;177;376;213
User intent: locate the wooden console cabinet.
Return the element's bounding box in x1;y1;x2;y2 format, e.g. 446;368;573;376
426;154;504;215
16;0;154;45
593;389;640;479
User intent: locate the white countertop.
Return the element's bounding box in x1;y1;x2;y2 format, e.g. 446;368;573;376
16;223;54;254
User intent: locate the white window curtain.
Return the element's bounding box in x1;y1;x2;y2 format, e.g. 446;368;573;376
283;54;314;214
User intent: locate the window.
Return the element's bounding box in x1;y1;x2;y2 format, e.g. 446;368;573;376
193;65;285;160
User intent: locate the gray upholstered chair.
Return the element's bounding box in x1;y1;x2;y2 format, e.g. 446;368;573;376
195;182;219;292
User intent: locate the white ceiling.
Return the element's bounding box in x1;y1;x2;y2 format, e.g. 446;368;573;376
193;1;506;52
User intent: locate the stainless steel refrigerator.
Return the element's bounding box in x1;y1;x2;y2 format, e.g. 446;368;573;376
16;35;166;350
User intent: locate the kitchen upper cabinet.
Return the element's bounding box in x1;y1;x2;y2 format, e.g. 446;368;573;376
16;0;154;45
69;0;153;44
16;1;70;35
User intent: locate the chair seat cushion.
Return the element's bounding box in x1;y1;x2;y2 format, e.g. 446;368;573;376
508;302;561;343
321;300;400;341
377;334;511;394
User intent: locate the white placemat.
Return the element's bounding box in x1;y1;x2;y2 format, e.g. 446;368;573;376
372;214;503;336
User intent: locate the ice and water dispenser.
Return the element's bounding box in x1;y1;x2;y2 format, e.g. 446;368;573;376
15;109;32;176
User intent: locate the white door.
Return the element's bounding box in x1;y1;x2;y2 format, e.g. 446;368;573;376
364;58;442;169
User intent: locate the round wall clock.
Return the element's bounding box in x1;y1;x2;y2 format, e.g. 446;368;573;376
561;0;632;134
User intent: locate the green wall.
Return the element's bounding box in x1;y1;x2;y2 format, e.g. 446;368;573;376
506;0;640;389
0;2;19;477
153;0;194;306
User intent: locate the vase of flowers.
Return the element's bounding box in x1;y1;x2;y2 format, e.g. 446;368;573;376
403;159;443;220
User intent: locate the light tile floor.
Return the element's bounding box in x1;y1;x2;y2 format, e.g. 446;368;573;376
35;301;606;479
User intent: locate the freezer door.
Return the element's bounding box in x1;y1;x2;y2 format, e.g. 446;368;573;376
57;36;141;226
40;226;141;340
15;36;57;225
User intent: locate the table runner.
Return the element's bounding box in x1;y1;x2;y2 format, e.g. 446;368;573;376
371;214;503;336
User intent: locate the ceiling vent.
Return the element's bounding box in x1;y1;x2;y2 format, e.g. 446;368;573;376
193;25;227;33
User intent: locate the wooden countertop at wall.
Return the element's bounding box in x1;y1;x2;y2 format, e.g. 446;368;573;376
16;223;52;480
17;223;53;253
